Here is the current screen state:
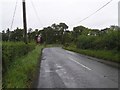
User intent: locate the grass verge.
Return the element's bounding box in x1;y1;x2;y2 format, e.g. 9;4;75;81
3;45;44;88
63;46;119;63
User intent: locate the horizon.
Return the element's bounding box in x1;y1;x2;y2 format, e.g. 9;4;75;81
0;24;118;33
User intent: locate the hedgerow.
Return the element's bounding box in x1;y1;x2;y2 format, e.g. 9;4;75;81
77;30;120;51
3;45;43;88
2;42;35;73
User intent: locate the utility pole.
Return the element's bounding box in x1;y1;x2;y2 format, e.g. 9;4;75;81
22;0;27;44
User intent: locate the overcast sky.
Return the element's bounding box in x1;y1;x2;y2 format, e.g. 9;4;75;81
0;0;119;32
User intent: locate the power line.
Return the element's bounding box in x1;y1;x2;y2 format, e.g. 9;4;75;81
10;0;18;30
30;0;43;26
76;0;113;24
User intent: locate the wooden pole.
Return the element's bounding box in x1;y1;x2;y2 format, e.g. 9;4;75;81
22;0;27;44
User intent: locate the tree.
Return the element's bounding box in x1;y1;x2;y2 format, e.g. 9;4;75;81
58;23;68;44
62;30;72;46
6;28;10;41
28;28;33;42
9;27;24;41
59;23;68;31
2;30;8;41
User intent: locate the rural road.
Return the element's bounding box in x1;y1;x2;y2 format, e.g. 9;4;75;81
37;47;119;88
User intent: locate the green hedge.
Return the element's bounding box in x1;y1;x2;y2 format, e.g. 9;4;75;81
76;30;120;50
2;42;35;72
3;45;43;88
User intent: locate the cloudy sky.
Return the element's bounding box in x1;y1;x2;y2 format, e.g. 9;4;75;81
0;0;119;32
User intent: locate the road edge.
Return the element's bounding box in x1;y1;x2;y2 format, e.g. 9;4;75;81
63;48;120;69
31;48;44;88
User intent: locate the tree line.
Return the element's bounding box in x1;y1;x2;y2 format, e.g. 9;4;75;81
2;23;120;51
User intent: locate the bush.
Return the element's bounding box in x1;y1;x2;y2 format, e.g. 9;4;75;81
2;42;35;73
104;31;120;50
77;35;95;49
76;30;120;51
3;45;44;88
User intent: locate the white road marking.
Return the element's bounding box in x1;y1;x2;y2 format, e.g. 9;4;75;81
68;57;92;70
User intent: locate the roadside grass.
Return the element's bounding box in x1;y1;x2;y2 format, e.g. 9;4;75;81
3;45;44;88
63;46;119;63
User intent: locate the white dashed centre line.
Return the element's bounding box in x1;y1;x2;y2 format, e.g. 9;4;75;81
68;57;92;70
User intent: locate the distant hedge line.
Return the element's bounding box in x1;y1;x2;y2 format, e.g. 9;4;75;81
2;42;36;72
77;30;120;51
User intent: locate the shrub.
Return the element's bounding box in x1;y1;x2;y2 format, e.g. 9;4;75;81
2;42;35;73
76;30;120;51
77;35;95;49
104;31;120;50
3;45;43;88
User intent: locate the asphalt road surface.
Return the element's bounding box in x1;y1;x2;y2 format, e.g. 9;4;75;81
37;47;119;88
